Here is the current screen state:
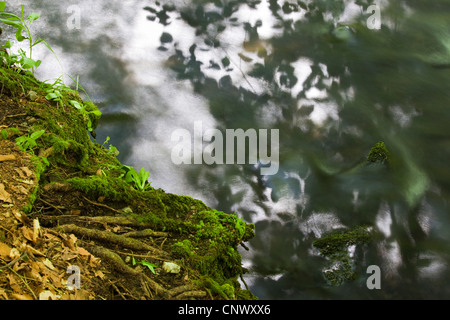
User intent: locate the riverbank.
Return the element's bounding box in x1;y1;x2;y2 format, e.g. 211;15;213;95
0;63;256;300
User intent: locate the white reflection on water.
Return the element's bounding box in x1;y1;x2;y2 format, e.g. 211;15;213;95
376;201;392;238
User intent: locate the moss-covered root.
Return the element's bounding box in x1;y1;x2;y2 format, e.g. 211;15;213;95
58;224;169;257
86;245;206;299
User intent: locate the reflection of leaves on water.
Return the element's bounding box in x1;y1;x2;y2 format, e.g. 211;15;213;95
144;4;175;25
143;0;450;298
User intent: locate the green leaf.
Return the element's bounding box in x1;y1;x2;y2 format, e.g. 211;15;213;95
15;136;27;144
15;27;26;42
20;57;37;69
27;12;40;22
69;100;83;110
140;261;157;274
45;92;59;100
32;38;46;47
139;168;150;189
0;2;5;12
89;109;102;117
0;18;22;29
125;168;138;184
3;40;13;49
29;129;45;140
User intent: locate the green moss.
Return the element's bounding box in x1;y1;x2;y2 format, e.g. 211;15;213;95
221;283;235;300
323;257;357;286
67;175;134;202
367;141;390;164
193;210;255;244
172;239;195;258
83;101;101;130
313;225;371;256
202;278;238;300
313;226;371;286
159;193;207;219
0;127;21;140
0;67;39;97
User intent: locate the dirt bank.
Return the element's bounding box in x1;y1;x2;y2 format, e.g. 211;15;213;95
0;63;256;300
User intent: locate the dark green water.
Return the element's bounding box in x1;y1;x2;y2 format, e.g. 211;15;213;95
8;0;450;299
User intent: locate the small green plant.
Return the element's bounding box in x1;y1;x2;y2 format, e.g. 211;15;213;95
120;165;152;191
0;2;55;74
132;257;157;274
15;129;45;151
102;136;119;156
69;100;102;132
45;88;64;107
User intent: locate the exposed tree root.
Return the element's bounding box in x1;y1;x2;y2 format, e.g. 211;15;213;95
121;229;169;238
57;224;170;257
86;244;139;276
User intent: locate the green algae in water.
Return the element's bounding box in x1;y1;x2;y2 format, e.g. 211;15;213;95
313;226;371;286
366;141;390;164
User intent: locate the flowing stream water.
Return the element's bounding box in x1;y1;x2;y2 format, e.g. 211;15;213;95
6;0;450;299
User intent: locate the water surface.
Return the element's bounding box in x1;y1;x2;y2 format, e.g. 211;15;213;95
6;0;450;299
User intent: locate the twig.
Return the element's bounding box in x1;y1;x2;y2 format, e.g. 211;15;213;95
114;250;171;262
122;229;169;238
6;254;38;300
240;274;250;291
82;195;123;215
0;251;29;270
39;197;65;214
0;223;14;236
109;280;127;300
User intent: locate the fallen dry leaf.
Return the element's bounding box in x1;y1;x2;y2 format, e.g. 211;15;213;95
89;255;101;267
9;247;20;260
63;234;77;251
0;183;12;203
12;184;29;195
20;166;33;177
26;244;45;257
33;218;41;241
0;154;16;162
94;270;105;280
7;273;21;293
77;247;91;256
11;293;34;300
60;248;78;261
21;226;35;242
12;208;31;225
0;288;8;299
27;261;43;282
0;241;12;259
42;258;56;271
39;290;60;300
